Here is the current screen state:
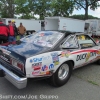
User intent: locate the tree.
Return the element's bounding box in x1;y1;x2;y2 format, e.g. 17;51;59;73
33;0;52;20
15;0;36;19
0;0;15;18
69;14;99;20
73;0;100;19
51;0;74;17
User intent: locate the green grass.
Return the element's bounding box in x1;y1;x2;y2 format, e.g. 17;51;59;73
88;80;99;86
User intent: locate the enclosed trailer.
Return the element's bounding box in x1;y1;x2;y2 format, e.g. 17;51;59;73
45;17;85;32
85;19;100;36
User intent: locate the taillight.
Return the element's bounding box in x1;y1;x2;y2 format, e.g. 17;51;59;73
17;63;24;71
11;59;24;72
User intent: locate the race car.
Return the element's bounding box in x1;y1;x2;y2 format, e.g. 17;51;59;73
0;31;100;89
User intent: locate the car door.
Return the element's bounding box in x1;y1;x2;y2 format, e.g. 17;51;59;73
60;34;84;67
76;34;98;66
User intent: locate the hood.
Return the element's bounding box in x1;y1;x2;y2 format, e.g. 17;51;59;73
1;41;50;58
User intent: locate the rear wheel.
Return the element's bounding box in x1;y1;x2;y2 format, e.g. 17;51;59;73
97;59;100;65
49;62;73;87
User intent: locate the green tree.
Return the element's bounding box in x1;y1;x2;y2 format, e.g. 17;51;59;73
0;0;15;18
33;0;52;20
69;14;99;20
73;0;100;19
15;0;36;19
51;0;74;17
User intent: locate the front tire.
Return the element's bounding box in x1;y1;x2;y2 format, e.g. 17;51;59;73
50;61;73;87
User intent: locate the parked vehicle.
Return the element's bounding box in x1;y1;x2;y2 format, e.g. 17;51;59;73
45;17;85;32
85;19;100;36
2;18;43;35
0;31;100;89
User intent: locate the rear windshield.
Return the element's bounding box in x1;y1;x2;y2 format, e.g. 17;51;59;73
21;31;64;47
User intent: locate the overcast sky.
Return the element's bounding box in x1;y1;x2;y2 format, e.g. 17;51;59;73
72;1;100;18
72;7;100;18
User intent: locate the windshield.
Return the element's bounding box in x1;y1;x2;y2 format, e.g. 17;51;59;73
21;31;64;47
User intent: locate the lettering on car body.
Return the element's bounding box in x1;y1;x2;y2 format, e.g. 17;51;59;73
76;52;96;61
30;56;50;63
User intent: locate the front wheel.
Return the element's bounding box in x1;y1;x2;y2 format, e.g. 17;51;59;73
49;62;73;87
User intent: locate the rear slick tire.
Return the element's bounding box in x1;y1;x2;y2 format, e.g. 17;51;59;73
50;61;73;87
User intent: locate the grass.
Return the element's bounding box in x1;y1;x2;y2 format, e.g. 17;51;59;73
88;80;99;86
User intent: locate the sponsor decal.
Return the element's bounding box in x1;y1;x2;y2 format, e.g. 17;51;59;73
1;49;11;55
40;71;51;75
76;52;96;61
32;62;42;70
42;65;48;71
85;52;90;62
32;62;42;75
49;64;54;69
40;71;46;75
96;50;100;55
30;56;50;63
51;52;59;65
32;70;40;75
30;58;42;63
40;33;44;36
60;51;71;57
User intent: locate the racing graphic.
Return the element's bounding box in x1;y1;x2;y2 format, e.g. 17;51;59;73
85;52;91;62
51;52;59;65
60;51;71;58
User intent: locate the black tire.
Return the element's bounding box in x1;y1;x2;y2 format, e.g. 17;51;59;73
49;61;73;87
97;59;100;65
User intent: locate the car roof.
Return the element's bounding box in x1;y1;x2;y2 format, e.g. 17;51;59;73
40;30;86;36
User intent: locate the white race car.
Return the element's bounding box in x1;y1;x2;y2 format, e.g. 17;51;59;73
0;31;100;89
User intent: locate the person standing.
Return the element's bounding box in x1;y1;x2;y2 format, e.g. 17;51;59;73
11;20;18;36
8;20;16;42
0;18;9;44
18;23;26;38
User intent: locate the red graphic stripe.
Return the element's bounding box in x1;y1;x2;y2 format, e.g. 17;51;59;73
71;49;98;54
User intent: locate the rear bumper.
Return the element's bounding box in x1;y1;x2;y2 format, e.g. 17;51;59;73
0;64;27;89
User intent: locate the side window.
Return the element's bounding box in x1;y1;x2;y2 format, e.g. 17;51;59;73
62;35;78;48
76;35;96;48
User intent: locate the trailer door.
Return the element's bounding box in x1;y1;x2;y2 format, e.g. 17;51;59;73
45;19;59;30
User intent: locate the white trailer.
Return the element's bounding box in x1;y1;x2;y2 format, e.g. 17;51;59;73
45;17;85;32
2;18;42;34
85;19;100;36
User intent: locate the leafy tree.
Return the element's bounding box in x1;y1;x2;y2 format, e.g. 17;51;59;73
51;0;74;17
0;0;15;18
33;0;52;20
69;14;99;20
15;0;36;19
73;0;100;19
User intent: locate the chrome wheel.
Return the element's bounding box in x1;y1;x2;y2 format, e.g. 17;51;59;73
58;64;69;80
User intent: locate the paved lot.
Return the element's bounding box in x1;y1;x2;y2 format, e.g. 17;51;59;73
73;63;100;86
0;63;100;100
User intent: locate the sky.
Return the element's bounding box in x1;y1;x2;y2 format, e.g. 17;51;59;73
72;7;100;18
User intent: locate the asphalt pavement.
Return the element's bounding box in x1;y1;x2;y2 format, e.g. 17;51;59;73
0;63;100;100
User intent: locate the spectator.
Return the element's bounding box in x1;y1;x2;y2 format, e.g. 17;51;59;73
0;18;9;44
18;23;26;38
8;20;16;42
12;20;18;36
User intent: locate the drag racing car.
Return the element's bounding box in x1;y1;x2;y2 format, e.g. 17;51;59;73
0;31;100;89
